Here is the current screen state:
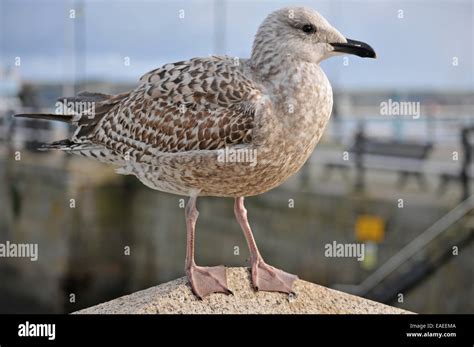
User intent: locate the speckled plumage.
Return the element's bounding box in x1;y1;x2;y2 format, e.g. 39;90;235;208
57;8;342;198
17;6;376;298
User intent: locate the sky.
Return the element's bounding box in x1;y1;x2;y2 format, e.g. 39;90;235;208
0;0;473;91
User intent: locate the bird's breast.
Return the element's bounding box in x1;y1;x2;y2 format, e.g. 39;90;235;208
253;64;333;188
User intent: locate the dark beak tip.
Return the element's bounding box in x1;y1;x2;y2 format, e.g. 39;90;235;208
331;38;377;59
368;49;377;59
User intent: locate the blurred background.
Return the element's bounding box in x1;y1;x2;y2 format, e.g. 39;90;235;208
0;0;473;313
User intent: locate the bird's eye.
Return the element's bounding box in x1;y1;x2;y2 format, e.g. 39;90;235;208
301;24;316;34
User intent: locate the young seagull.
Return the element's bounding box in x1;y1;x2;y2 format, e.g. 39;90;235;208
16;7;376;298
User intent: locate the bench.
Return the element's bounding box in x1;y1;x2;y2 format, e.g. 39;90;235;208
323;131;433;189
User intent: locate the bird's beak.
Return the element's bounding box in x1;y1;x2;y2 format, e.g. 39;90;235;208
330;38;377;58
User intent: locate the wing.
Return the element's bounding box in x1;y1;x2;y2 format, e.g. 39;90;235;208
90;56;263;162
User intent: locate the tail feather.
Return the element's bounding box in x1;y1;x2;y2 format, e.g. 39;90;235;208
38;139;75;151
14;113;73;123
15;91;114;124
14;90;129;152
57;91;112;104
39;139;102;151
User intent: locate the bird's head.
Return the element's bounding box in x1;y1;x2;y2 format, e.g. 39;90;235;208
251;7;376;69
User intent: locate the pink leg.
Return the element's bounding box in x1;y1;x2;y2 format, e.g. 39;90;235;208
185;196;231;299
234;197;298;294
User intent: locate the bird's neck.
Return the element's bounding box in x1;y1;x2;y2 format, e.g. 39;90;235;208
252;59;331;111
249;51;295;80
250;58;333;154
249;53;328;96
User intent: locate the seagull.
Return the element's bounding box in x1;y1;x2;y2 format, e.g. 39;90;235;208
16;7;376;299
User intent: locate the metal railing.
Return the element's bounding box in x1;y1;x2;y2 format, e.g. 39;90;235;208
335;194;474;296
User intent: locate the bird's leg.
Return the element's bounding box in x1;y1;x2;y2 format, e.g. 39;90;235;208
185;196;231;299
234;197;298;294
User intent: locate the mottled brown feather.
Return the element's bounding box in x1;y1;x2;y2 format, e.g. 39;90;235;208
82;56;261;161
